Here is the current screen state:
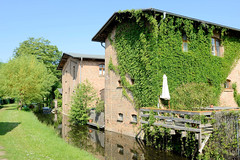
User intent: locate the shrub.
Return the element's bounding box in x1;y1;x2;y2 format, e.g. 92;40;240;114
95;100;104;114
171;83;217;110
69;80;97;125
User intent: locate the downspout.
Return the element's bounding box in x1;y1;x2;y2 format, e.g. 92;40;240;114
158;12;167;27
101;42;105;49
79;57;83;84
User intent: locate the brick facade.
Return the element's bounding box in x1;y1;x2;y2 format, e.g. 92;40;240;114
104;29;140;137
60;54;105;116
219;59;240;107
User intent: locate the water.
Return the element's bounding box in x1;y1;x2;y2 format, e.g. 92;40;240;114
35;112;186;160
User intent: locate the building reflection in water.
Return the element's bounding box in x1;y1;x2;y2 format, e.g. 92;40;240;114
62;115;186;160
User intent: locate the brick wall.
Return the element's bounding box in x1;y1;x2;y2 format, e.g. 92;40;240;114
104;28;140;137
62;57;105;115
219;59;240;107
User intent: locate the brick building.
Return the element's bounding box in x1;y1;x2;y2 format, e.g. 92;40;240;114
92;8;240;137
57;53;105;116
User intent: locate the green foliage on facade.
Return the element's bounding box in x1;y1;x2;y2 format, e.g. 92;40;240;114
232;83;240;107
69;80;97;125
109;10;240;109
171;83;216;110
0;55;55;105
199;111;240;159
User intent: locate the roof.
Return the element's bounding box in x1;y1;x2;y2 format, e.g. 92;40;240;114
57;53;105;70
92;8;240;42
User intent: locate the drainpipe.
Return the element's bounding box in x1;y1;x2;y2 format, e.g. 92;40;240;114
79;57;83;84
158;12;167;27
101;42;105;49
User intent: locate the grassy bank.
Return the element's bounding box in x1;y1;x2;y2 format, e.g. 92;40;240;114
0;104;97;160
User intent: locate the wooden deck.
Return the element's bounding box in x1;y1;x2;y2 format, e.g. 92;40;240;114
139;107;240;154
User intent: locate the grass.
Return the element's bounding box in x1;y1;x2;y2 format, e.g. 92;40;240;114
0;104;97;160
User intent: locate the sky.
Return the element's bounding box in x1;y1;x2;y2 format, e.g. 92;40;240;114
0;0;240;63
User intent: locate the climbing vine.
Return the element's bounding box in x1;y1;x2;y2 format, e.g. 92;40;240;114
109;9;240;109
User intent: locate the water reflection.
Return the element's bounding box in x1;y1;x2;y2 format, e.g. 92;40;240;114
62;115;186;160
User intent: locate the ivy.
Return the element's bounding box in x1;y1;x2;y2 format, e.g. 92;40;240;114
109;9;240;109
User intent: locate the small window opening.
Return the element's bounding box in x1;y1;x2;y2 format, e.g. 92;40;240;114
224;79;231;89
73;66;76;80
99;64;105;76
131;150;138;160
131;114;137;123
131;78;134;85
117;144;124;155
117;113;123;122
118;80;122;87
182;34;188;52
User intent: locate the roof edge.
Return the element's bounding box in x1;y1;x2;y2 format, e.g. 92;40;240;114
92;8;240;43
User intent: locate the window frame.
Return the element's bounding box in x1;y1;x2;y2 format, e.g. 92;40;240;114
211;37;221;56
182;34;188;52
99;64;105;76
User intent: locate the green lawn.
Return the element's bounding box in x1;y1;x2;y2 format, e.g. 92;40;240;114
0;104;97;160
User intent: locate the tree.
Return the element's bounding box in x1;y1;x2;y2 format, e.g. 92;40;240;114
69;80;97;125
14;37;62;79
0;55;55;106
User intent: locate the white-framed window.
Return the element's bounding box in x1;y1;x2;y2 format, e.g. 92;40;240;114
99;64;105;76
211;38;220;56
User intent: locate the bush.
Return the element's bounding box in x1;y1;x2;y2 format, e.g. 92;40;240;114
171;83;217;110
69;80;97;125
95;100;104;114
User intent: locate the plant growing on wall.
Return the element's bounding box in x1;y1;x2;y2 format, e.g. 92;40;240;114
69;80;97;125
109;10;240;109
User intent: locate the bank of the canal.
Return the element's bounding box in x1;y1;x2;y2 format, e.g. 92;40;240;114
0;104;97;160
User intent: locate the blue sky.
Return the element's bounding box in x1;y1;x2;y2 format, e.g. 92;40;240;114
0;0;239;63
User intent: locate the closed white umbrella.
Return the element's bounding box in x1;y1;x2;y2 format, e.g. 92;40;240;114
160;74;170;108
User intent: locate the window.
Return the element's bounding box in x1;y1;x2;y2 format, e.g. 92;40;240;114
117;144;124;155
224;79;231;89
118;80;122;87
211;38;220;56
73;66;76;80
131;114;137;123
117;113;123;122
182;34;188;52
99;64;105;76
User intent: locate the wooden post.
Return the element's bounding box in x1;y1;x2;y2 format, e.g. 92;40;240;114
198;133;202;154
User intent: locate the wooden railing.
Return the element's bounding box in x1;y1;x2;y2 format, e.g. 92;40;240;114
140;107;213;133
140;107;214;153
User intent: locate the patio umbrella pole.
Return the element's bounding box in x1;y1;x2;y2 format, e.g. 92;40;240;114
168;100;170;109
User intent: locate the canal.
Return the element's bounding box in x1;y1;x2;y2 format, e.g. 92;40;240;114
35;112;186;160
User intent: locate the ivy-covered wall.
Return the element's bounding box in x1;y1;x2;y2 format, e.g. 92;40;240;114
109;10;240;109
